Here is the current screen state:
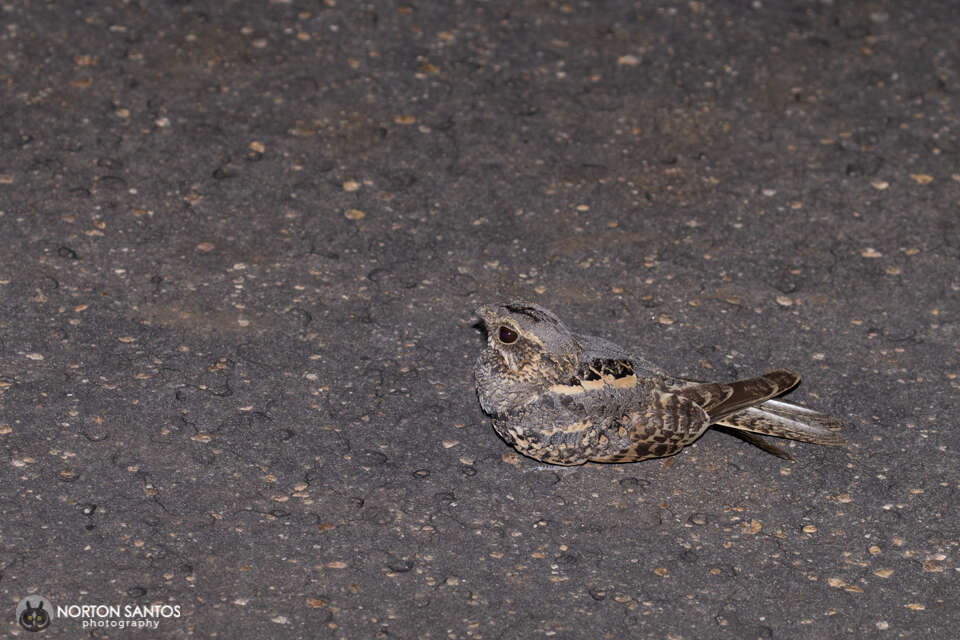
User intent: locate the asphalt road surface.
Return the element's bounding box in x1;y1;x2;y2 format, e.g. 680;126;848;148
2;2;957;638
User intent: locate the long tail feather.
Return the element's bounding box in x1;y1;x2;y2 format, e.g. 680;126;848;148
713;426;796;460
715;399;846;446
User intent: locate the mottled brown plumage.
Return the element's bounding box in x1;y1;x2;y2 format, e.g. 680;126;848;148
473;301;846;466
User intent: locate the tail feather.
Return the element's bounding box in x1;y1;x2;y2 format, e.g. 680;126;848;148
715;399;846;447
714;427;796;460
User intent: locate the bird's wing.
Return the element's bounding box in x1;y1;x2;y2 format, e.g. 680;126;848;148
670;369;800;423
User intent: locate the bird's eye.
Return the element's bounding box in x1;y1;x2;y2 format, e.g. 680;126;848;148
497;325;518;344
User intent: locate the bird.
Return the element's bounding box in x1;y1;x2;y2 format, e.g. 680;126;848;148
473;301;847;466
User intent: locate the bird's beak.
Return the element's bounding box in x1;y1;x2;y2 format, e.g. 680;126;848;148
473;305;496;327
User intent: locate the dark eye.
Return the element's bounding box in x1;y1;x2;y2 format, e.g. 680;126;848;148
497;325;518;344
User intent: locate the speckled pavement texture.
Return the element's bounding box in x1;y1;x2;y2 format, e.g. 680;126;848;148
1;1;958;638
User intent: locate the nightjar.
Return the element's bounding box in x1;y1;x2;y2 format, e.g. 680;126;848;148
474;301;846;466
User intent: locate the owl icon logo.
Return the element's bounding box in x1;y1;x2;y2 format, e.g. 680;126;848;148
16;595;53;632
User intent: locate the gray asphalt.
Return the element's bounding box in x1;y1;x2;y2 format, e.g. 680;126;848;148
1;1;957;638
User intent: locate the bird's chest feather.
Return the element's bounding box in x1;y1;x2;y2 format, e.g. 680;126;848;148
475;349;557;417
